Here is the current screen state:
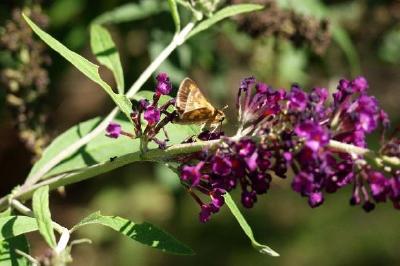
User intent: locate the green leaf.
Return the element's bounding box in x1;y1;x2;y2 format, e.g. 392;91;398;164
168;0;181;32
90;24;124;94
0;216;38;242
379;27;400;64
187;4;264;39
223;193;279;257
93;0;164;25
0;209;11;218
71;212;194;255
27;116;138;180
32;186;56;248
331;27;360;75
22;14;132;120
0;235;30;266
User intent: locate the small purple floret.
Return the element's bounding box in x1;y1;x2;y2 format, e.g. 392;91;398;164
106;122;122;138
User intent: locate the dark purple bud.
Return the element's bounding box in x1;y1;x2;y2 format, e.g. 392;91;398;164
106;122;122;138
241;191;256;208
199;204;212;223
212;155;232;176
139;99;150;110
362;201;375;212
144;106;161;125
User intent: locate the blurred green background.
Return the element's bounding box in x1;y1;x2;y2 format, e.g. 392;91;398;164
1;0;400;265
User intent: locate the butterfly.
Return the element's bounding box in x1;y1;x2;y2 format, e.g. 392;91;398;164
174;78;225;130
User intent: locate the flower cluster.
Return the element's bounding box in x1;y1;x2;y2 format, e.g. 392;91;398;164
106;73;175;150
178;76;399;222
105;73;399;223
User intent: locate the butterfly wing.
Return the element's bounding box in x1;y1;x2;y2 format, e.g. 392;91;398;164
176;78;214;114
178;107;214;124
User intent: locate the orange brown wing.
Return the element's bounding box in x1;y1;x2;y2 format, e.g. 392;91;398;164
177;107;215;124
176;78;215;114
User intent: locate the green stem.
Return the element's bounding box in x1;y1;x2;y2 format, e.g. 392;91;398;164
0;140;220;210
22;22;195;188
10;199;65;235
1;138;398;211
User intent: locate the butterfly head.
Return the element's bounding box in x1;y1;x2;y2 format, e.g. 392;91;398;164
214;109;225;123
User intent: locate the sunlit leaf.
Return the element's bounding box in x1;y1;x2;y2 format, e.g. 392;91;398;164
71;212;194;255
0;216;38;242
90;24;125;93
32;186;56;248
0;208;11;218
27;116;138;180
0;235;30;266
187;4;264;39
223;193;279;257
22;14;132;119
93;0;164;25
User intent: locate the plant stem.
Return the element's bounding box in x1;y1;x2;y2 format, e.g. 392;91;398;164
1;138;398;211
10;199;65;234
22;22;195;188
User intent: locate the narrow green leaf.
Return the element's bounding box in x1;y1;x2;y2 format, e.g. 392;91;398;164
0;235;30;266
0;209;11;218
187;4;264;39
0;216;38;242
223;193;279;257
90;24;124;94
22;14;132;119
168;0;181;32
93;0;164;25
32;186;56;248
332;26;361;75
71;212;194;255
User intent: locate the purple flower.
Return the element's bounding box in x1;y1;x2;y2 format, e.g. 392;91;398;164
256;82;268;93
143;106;161;125
351;76;368;92
295;122;330;151
287;85;308;111
155;72;172;95
210;188;226;209
245;151;258;171
181;162;203;186
368;171;388;202
175;75;396;221
106;122;122;138
292;172;314;195
236;139;256;157
308;192;324;208
212;155;232;176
